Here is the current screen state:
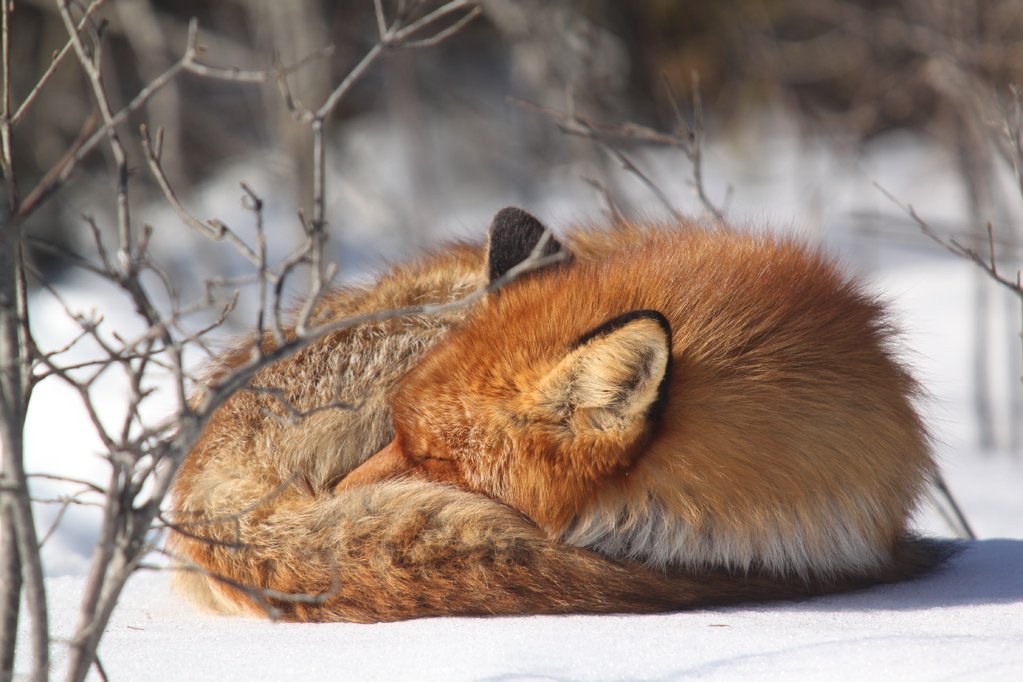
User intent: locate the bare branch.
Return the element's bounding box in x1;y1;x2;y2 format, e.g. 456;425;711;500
666;73;727;224
511;93;728;223
387;0;479;47
581;176;626;223
27;472;108;495
0;0;17;207
56;0;134;270
930;473;977;540
876;182;1023;298
373;0;388;41
7;4;485;678
139;124;263;268
399;5;483;49
0;197;48;682
11;0;108;127
15;16;329;227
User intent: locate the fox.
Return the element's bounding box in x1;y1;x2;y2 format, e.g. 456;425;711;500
169;207;948;623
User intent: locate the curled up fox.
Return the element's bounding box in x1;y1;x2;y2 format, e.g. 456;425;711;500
169;207;949;622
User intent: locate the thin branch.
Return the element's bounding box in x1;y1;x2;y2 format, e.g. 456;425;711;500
194;244;568;418
386;0;479;46
875;182;1023;297
14;17;329;227
291;0;480;334
312;42;385;122
581;176;626;224
139;124;263;268
27;472;107;495
57;0;134;270
159;476;296;542
0;0;16;208
247;385;364;427
931;473;977;540
10;0;108;127
183;43;335;84
510;98;684;223
0;230;48;681
512;75;729;224
667;73;727;224
372;0;388;40
400;5;482;49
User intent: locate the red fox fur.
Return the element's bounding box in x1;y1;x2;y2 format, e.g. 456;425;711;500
170;207;947;623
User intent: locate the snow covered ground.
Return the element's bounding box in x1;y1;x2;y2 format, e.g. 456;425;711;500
33;540;1023;681
13;120;1023;679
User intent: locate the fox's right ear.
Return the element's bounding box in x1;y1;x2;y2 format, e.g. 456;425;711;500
533;310;672;436
486;206;567;284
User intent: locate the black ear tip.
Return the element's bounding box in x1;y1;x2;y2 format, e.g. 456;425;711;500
486;206;563;283
490;206;543;233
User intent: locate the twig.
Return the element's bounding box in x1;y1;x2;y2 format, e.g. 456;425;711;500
666;73;727;224
11;4;484;679
27;472;108;495
875;182;1023;297
581;176;626;223
293;0;481;333
399;5;482;49
932;473;977;540
57;0;134;271
139;125;262;267
511;91;727;223
93;653;110;682
11;1;109;129
0;0;16;208
248;385;364;427
14;17;330;227
373;0;479;48
0;229;48;680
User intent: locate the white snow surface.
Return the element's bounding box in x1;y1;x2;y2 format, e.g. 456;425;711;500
13;122;1023;679
32;541;1023;681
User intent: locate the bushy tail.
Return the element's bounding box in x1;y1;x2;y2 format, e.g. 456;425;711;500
167;479;952;623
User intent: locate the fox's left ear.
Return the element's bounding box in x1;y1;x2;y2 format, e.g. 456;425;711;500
486;206;567;283
535;310;672;433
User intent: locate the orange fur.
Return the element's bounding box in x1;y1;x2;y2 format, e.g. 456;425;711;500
367;218;939;581
170;209;948;623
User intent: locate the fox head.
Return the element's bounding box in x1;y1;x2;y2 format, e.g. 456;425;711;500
338;208;674;535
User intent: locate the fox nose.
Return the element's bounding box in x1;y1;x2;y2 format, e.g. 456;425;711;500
335;438;413;493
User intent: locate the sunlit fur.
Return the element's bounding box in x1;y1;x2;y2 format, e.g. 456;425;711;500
170;211;946;623
168;242;490;619
169;229;840;623
389;220;937;581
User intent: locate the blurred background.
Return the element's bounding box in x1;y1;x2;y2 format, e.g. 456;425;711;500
8;0;1023;571
13;2;1023;265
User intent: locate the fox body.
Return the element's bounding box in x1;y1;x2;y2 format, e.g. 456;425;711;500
170;208;944;622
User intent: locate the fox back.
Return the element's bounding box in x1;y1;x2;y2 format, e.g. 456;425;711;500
358;219;936;581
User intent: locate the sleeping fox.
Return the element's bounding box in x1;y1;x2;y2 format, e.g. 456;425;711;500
169;207;947;622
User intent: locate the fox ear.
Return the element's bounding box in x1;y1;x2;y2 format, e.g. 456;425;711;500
536;311;672;433
486;206;565;283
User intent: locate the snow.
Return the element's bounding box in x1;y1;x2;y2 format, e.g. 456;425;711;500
30;541;1023;680
13;120;1023;679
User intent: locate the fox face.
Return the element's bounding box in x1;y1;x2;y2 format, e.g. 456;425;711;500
385;308;673;533
339;209;934;580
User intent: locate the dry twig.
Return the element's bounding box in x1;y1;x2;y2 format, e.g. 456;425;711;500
2;3;484;680
512;74;728;224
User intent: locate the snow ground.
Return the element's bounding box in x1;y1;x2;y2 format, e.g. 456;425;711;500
13;120;1023;679
30;541;1023;680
